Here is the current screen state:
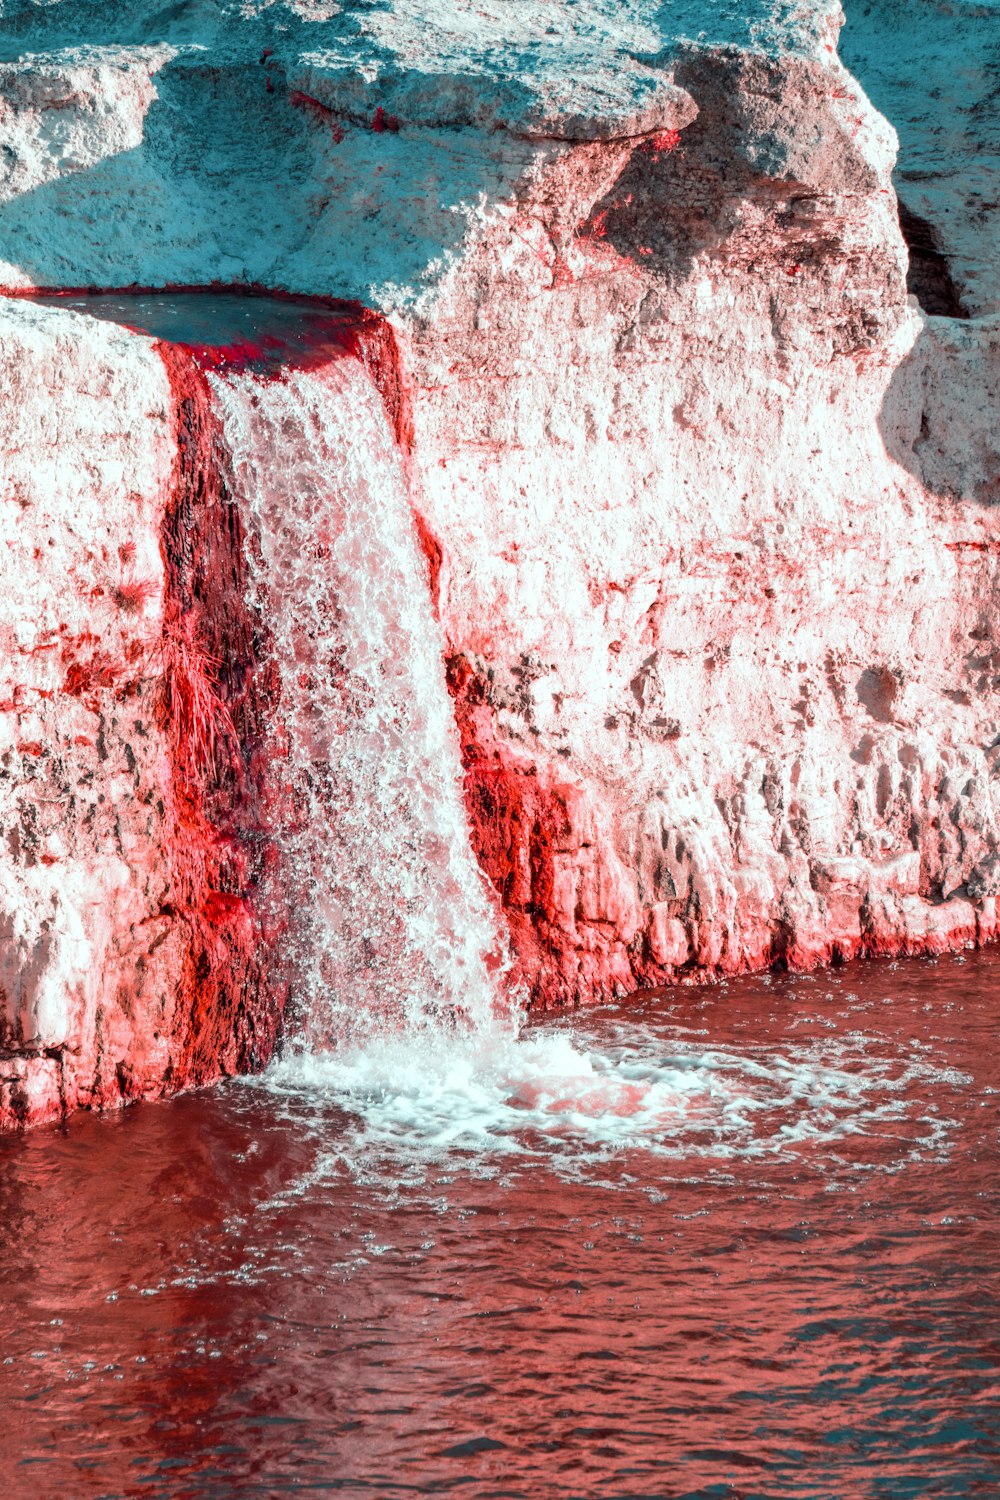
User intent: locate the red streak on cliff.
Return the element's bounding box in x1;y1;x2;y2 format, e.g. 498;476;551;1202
644;129;681;156
152;345;283;1089
447;653;587;1007
411;511;443;616
289;89;345;143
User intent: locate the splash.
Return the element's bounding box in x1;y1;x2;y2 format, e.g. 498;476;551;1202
211;359;512;1050
256;1007;968;1176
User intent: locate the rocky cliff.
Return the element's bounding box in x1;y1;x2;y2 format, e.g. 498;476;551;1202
1;0;999;1125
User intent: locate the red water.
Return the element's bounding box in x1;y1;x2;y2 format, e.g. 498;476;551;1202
3;950;1000;1498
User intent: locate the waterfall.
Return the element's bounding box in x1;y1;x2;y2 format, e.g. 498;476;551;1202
210;357;511;1051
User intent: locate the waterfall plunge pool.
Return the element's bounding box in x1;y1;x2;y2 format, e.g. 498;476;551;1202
3;948;1000;1499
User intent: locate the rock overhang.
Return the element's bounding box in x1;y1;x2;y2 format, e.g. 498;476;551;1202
0;0;868;306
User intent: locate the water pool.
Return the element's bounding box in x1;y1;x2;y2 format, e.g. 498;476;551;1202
3;949;1000;1498
28;290;363;372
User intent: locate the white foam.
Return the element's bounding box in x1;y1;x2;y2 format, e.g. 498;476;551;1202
256;1015;968;1173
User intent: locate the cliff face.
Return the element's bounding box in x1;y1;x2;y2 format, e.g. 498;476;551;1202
411;74;1000;1004
1;0;999;1122
0;307;283;1125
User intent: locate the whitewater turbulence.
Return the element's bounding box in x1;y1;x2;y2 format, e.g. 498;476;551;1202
209;348;962;1175
211;358;511;1052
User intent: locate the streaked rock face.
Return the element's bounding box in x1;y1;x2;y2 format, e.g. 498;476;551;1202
0;309;280;1126
1;0;999;1122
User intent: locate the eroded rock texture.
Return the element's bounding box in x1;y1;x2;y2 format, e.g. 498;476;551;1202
1;0;999;1121
0;308;282;1125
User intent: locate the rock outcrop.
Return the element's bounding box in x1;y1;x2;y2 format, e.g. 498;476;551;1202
1;0;999;1123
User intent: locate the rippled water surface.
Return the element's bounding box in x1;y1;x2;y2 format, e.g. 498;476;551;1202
4;950;1000;1498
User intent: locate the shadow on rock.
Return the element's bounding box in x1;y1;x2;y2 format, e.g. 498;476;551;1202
0;46;544;299
580;46;904;357
880;310;1000;507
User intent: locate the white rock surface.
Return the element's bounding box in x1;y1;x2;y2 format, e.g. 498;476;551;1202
0;302;175;1119
1;0;999;1119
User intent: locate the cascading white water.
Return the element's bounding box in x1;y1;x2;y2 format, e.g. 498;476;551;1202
210;358;513;1051
210;344;964;1170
